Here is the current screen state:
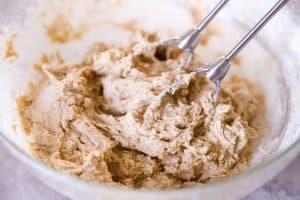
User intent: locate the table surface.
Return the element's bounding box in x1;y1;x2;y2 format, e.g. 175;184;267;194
0;141;299;200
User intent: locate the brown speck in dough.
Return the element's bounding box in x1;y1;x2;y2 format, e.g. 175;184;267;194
54;51;64;64
108;20;139;32
33;52;64;73
17;31;265;189
27;81;36;91
232;57;241;66
46;15;85;44
190;6;202;25
41;54;50;64
17;96;33;134
3;33;18;62
200;25;220;46
33;54;49;73
11;124;17;133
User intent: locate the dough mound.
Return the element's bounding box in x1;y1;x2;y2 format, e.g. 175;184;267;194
18;32;264;189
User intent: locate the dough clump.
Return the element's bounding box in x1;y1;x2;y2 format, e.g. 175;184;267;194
18;32;264;189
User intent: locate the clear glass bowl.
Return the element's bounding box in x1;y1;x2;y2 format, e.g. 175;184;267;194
0;0;300;199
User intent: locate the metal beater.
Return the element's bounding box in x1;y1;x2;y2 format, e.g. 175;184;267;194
159;0;230;69
157;0;290;102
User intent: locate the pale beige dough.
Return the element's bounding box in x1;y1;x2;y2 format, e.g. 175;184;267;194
17;31;264;189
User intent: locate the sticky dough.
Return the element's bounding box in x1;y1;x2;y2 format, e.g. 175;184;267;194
17;32;264;189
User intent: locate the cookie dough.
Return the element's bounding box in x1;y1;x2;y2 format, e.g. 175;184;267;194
17;32;264;189
3;33;18;62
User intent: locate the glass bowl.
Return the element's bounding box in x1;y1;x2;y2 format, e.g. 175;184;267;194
0;0;300;199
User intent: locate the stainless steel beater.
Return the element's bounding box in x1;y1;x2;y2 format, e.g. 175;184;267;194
157;0;290;102
159;0;230;69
